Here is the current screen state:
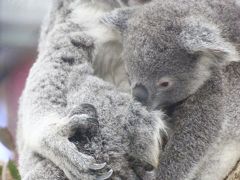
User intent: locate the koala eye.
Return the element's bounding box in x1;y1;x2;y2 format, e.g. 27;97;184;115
159;81;169;87
157;77;173;89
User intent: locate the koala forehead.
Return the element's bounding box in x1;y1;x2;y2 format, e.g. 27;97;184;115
121;8;196;77
123;24;197;79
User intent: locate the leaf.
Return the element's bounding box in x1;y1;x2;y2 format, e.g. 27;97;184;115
0;164;2;177
0;128;15;150
7;161;21;180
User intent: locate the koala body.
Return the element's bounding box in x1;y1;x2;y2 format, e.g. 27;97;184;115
17;0;162;179
103;0;240;179
66;64;164;179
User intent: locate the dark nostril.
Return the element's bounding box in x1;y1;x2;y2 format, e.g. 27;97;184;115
132;84;148;104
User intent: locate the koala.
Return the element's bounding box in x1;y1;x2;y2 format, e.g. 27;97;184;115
102;0;240;179
66;63;164;179
17;0;162;180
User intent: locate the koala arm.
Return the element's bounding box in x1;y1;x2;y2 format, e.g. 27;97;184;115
17;1;109;178
18;1;157;179
156;80;223;180
125;103;166;169
66;64;166;177
19;151;66;180
18;24;105;179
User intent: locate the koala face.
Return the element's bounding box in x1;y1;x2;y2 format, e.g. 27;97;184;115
102;7;239;110
123;29;206;109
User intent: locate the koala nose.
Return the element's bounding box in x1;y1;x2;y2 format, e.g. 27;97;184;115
132;84;149;104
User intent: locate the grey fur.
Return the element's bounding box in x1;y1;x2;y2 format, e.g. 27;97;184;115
103;0;240;179
17;0;162;180
66;63;164;179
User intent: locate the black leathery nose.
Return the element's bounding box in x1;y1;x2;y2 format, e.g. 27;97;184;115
132;84;149;104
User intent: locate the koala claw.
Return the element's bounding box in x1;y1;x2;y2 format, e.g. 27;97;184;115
96;169;113;180
86;117;100;129
142;162;154;172
69;103;98;119
65;115;99;138
89;162;107;170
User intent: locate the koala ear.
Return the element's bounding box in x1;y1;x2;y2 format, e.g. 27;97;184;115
179;17;239;66
101;8;136;32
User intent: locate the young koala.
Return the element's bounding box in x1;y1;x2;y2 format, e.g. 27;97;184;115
66;63;164;179
103;0;240;179
17;0;161;179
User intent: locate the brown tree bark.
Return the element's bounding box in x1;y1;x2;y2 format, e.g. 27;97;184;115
226;160;240;180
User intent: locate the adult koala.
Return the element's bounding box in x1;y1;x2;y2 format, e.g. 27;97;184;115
17;0;165;180
103;0;240;179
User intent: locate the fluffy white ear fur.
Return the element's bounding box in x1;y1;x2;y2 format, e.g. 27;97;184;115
179;17;239;66
101;8;136;32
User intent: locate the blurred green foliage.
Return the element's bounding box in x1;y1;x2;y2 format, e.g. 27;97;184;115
0;165;2;177
0;160;21;180
8;161;21;180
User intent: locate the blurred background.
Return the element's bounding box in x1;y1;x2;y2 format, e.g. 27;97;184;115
0;0;51;174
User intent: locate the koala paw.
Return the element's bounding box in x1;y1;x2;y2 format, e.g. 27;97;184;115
40;104;113;180
68;103;99;142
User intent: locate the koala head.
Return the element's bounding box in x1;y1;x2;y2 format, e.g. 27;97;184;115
102;7;239;110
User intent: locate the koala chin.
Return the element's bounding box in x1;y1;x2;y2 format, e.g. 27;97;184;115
103;0;240;179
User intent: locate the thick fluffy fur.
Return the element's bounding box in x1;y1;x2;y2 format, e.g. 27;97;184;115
17;0;164;179
103;0;240;179
66;63;164;179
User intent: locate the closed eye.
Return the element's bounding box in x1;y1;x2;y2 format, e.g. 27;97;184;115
159;81;169;88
